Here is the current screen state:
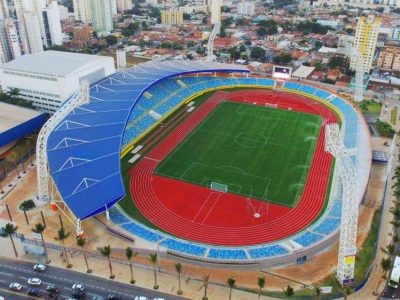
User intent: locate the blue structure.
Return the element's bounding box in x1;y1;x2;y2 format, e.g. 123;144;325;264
47;61;249;221
0;103;47;148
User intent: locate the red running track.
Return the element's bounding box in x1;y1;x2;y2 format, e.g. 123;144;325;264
129;90;338;246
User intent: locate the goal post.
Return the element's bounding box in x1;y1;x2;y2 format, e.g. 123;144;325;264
210;182;228;193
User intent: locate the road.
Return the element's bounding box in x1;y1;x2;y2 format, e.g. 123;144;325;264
0;257;188;300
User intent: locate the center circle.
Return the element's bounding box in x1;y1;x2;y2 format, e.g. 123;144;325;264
234;132;267;148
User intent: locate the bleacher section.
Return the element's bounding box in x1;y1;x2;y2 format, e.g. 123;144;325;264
106;79;360;262
121;76;275;149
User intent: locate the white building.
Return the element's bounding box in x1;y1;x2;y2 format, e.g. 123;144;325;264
88;0;114;32
72;0;91;23
350;15;381;73
5;19;21;59
211;0;221;24
116;0;133;12
237;2;255;16
23;12;44;53
41;2;63;46
0;51;115;113
111;0;117;15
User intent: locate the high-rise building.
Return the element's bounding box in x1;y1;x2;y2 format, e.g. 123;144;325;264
13;0;46;54
211;0;221;24
23;12;44;53
88;0;114;32
41;2;63;46
0;0;9;19
116;0;132;12
160;10;184;25
111;0;117;15
6;20;22;59
237;1;255;16
72;0;91;23
350;15;381;73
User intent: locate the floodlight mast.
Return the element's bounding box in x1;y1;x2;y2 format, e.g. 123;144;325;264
325;124;358;286
207;22;221;62
36;81;90;205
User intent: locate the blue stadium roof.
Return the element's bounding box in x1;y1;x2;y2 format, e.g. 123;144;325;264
47;60;249;220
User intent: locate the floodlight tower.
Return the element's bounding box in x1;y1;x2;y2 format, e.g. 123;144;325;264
325;124;359;286
353;49;364;103
36;81;90;205
207;0;221;61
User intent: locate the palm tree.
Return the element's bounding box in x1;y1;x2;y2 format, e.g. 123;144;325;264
100;245;114;279
6;87;20;100
227;277;236;300
202;274;210;300
315;286;321;299
125;247;137;284
76;237;91;273
257;276;266;299
175;262;183;295
32;223;49;263
1;223;18;257
149;253;159;289
381;257;392;279
55;227;71;267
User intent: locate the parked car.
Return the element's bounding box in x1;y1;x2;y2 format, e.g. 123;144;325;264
27;288;41;296
33;263;46;272
134;297;148;300
28;278;41;285
72;283;85;291
9;282;22;291
92;296;105;300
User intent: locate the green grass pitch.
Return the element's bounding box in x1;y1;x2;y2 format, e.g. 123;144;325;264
155;101;322;207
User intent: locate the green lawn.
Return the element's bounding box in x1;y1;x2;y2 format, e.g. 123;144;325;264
156;101;322;207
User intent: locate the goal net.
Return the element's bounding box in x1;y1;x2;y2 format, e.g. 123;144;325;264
266;103;278;109
210;182;228;193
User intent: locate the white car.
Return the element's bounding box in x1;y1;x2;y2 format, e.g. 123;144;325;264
27;278;41;285
72;283;85;291
154;298;166;300
33;263;46;272
134;297;148;300
9;282;22;290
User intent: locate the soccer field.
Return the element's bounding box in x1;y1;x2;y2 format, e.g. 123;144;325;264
156;101;322;207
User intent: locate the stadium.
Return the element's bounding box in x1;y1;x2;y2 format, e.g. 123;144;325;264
44;60;371;266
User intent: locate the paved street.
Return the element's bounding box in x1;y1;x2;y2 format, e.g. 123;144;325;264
0;257;187;300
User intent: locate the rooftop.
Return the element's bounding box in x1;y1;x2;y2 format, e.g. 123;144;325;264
0;51;113;77
0;102;43;134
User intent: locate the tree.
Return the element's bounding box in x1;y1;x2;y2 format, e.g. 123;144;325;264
315;286;321;299
76;236;91;273
32;223;49;263
149;253;159;289
55;227;71;267
381;257;392;278
125;247;137;284
1;223;18;257
250;47;265;61
227;277;236;300
284;285;294;296
141;21;148;30
7;88;20;100
257;276;266;299
202;274;210;300
105;35;118;46
100;245;114;279
175;262;183;295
